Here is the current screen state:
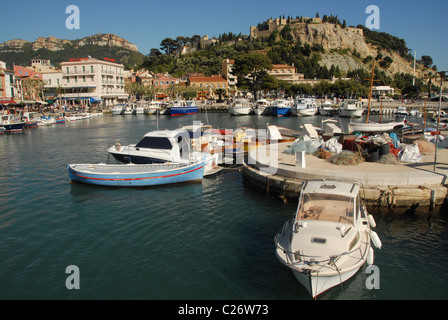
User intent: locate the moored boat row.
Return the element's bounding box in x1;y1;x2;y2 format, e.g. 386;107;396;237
111;100;199;116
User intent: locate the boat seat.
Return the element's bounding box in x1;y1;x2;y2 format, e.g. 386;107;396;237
301;200;354;224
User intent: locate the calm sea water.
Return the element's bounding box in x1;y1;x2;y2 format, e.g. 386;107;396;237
0;112;447;300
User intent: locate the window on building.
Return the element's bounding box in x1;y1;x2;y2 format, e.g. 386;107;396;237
48;79;51;85
90;66;94;73
83;76;86;82
66;67;69;74
57;79;60;85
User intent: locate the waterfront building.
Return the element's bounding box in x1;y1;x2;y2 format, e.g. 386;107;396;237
268;64;305;84
372;85;395;98
0;61;17;102
14;65;43;80
221;59;237;88
153;74;179;89
60;57;128;108
188;75;228;100
28;59;63;103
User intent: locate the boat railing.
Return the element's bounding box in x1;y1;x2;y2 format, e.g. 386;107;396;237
274;234;365;268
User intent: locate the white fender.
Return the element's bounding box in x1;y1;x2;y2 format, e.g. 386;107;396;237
371;231;382;249
367;214;376;228
367;247;374;265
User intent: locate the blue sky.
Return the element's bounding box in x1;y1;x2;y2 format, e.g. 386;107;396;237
1;0;447;71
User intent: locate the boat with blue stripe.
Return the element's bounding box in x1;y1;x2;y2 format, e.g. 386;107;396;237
169;100;199;116
68;160;205;187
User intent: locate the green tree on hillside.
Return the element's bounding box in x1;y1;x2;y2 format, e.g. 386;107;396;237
231;53;273;99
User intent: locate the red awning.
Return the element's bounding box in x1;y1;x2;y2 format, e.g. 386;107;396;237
0;98;16;105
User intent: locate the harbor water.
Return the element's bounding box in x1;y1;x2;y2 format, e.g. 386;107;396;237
1;112;447;300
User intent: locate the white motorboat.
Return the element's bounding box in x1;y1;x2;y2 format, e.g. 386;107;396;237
123;104;135;115
108;128;221;176
291;98;314;116
112;104;125;115
338;100;364;118
144;101;162;115
37;115;56;126
228;99;253;115
253;99;270;115
409;109;422;117
134;103;145;114
396;106;408;116
319;100;335;116
297;100;318;117
275;179;381;299
66;113;82;121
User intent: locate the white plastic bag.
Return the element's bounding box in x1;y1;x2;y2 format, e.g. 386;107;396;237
285;136;323;155
398;144;422;163
322;137;342;154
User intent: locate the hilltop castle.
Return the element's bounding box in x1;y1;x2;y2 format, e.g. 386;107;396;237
250;17;363;40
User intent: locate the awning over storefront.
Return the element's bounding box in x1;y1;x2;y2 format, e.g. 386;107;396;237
0;98;16;105
90;97;103;103
60;97;92;101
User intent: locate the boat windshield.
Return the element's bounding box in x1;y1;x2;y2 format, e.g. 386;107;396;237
297;193;354;225
135;137;172;150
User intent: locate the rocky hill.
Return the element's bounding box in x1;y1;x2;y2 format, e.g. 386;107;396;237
0;34;143;68
251;19;430;79
0;33;139;52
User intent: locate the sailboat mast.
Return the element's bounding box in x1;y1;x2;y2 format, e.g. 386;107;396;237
366;60;375;123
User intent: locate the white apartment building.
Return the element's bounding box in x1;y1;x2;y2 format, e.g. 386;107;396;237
60;57;128;107
221;59;237;88
372;85;395;98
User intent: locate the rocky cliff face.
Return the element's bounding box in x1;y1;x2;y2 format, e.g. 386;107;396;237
254;21;428;78
293;23;370;58
0;34;139;52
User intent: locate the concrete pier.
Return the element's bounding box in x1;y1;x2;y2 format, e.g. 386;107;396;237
242;142;448;212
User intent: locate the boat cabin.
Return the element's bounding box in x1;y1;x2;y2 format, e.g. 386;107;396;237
135;129;191;160
295;180;363;227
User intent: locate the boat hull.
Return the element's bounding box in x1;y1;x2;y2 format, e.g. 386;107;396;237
297;109;317;117
291;263;363;298
170;107;199;116
348;121;405;133
271;107;290;117
68;162;205;187
339;109;364;118
319;108;335;116
2;122;25;133
229;107;252;115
